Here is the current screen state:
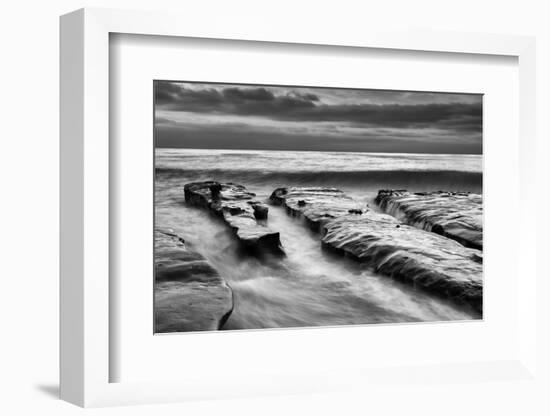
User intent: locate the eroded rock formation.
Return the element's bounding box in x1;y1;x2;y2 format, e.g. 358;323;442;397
376;190;483;250
155;229;233;332
322;214;482;314
270;187;365;232
184;181;284;256
271;187;482;314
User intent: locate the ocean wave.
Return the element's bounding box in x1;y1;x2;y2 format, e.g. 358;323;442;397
156;168;482;192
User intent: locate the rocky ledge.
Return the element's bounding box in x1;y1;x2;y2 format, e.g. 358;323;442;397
271;187;482;314
322;215;482;314
155;229;233;332
184;181;284;256
270;187;365;232
375;190;483;250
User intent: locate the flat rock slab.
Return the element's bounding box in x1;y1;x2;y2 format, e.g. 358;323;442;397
270;187;365;232
184;181;284;256
322;215;482;314
376;190;483;250
155;229;233;332
271;187;482;314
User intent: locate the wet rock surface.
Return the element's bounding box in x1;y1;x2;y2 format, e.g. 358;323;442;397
271;187;483;314
155;229;233;332
185;181;284;256
322;215;482;314
270;187;365;232
375;190;483;250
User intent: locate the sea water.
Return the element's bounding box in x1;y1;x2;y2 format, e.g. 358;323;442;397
155;148;483;329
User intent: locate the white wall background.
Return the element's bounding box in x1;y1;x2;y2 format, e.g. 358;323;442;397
0;0;548;414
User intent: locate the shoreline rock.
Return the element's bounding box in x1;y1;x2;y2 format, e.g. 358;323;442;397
322;214;482;314
155;229;234;332
271;187;483;314
185;181;285;256
375;190;483;250
270;187;365;232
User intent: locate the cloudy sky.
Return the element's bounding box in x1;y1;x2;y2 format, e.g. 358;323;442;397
154;81;482;154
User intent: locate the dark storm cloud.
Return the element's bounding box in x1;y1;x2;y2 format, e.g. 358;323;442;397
287;102;482;132
154;81;482;154
155;82;481;132
222;87;275;101
156;82;318;116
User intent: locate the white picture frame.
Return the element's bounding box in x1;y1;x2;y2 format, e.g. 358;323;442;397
60;7;538;407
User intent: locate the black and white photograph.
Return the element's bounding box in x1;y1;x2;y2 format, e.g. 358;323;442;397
5;0;544;412
154;80;483;333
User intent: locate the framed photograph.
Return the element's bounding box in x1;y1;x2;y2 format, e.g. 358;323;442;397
60;8;538;407
153;80;484;334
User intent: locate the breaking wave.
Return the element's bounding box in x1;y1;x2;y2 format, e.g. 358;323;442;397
156;167;482;193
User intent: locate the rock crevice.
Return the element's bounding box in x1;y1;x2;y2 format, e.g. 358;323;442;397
271;187;483;314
